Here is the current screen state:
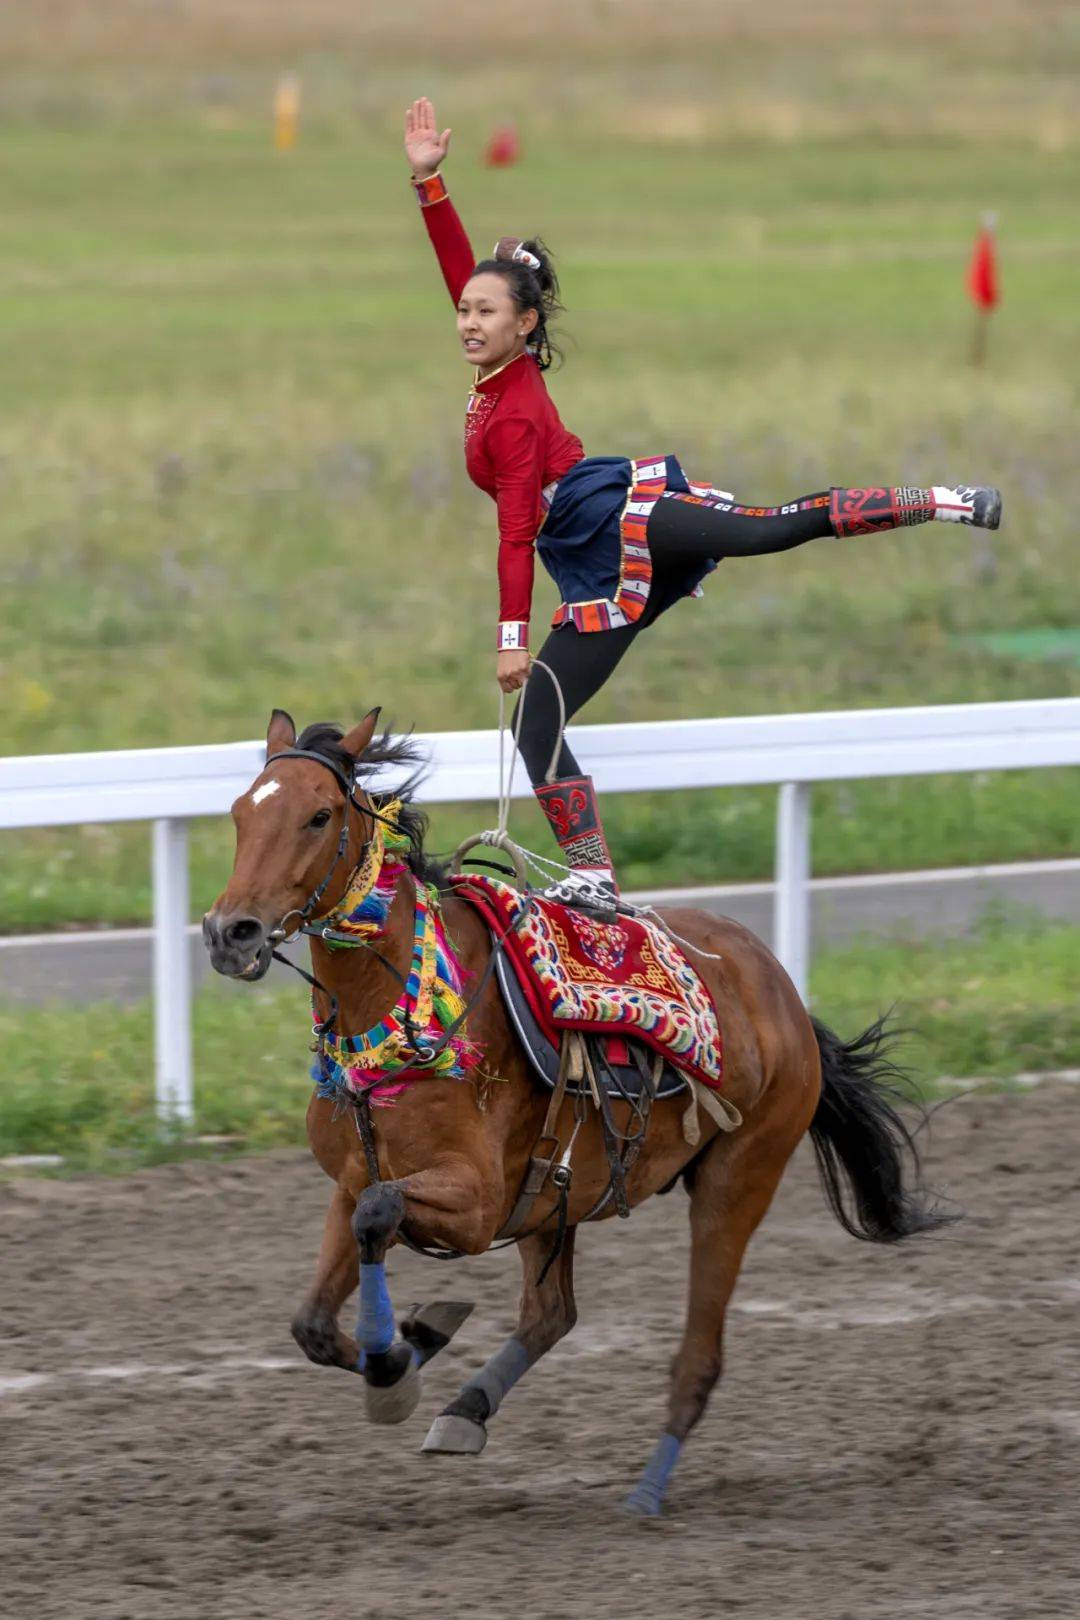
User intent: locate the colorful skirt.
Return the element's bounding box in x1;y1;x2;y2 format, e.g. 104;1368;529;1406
536;454;722;635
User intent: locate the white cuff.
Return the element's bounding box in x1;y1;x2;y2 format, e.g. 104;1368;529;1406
497;621;528;651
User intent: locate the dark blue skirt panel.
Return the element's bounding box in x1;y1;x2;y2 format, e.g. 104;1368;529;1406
535;454;714;631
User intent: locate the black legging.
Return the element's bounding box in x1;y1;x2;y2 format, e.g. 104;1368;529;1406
514;491;832;785
646;488;831;563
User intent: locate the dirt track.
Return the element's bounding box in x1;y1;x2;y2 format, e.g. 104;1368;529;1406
3;1086;1079;1619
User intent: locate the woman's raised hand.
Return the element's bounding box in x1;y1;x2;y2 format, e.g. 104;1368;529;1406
404;98;451;179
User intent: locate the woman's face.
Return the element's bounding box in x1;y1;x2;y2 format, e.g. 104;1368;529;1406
457;272;537;374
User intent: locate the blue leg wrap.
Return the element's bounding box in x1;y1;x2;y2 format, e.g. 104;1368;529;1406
624;1432;682;1517
356;1262;396;1356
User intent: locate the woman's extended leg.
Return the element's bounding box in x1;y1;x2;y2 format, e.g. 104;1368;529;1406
512;621;643;906
647;490;831;562
646;482;1001;567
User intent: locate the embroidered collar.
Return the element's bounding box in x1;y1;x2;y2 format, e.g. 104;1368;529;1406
471;350;532;396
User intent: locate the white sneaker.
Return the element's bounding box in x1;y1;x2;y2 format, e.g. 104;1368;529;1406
931;485;1002;529
541;869;619;921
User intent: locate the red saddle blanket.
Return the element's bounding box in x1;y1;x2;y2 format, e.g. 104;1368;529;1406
450;875;723;1091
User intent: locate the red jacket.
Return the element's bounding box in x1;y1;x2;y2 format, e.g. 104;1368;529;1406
413;172;584;648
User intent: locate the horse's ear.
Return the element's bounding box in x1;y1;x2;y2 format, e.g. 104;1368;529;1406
265;708;296;760
340;706;382;761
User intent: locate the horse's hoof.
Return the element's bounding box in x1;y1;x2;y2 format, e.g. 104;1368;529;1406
400;1300;474;1366
364;1355;421;1426
420;1413;488;1455
621;1484;664;1518
290;1309;341;1368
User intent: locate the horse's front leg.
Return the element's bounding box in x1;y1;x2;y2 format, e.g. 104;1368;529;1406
292;1174;475;1422
421;1226;578;1455
350;1158;494;1425
290;1184;362;1370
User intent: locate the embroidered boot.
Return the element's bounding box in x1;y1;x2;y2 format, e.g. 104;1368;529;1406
830;485;1002;536
534;775;619;919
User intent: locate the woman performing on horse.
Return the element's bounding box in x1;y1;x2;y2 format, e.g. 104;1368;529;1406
205;705;954;1515
404;97;1002;913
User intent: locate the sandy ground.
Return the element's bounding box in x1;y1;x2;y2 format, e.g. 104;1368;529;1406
3;1086;1079;1619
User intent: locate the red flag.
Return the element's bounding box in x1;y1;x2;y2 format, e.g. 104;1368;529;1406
967;224;999;311
484;124;521;167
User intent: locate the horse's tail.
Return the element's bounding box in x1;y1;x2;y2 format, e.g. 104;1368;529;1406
808;1014;957;1243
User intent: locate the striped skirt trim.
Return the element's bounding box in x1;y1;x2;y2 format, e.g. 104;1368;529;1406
551;455;671;634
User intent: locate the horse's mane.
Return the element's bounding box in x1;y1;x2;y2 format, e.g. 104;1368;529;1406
295;721;446;887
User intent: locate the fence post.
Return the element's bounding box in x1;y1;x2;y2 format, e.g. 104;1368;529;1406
774;781;811;1002
152;818;194;1126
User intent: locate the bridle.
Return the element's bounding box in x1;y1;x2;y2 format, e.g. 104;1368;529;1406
257;747;453;1066
262;748;392;947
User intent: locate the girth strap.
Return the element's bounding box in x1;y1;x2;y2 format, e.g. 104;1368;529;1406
494;1031;576;1243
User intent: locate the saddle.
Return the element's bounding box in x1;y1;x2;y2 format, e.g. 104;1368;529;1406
449;874;738;1248
449;873;724;1093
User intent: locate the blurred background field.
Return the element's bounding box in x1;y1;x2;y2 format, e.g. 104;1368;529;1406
1;0;1078;930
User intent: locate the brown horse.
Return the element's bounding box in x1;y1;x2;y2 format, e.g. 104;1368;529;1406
203;707;948;1515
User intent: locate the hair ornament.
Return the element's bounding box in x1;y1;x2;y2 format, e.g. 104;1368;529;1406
493;236;541;271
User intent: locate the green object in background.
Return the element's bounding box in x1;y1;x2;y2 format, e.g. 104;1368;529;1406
966;629;1080;667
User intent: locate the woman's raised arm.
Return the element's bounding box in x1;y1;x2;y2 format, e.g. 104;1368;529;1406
405;98;476;305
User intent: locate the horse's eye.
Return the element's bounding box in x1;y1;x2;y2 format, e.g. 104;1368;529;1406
308;809;332;829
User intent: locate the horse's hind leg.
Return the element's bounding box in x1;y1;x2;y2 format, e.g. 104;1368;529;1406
422;1227;578;1456
624;1114;800;1516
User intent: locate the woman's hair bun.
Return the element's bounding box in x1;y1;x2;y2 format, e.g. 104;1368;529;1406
493;235;540;270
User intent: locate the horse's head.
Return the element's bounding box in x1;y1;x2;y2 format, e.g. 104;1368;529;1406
202;706;382;981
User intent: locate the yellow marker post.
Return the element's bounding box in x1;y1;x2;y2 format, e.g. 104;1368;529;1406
274;75;300;152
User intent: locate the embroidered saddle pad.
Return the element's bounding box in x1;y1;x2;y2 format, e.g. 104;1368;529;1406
449;875;723;1092
492;949;689;1100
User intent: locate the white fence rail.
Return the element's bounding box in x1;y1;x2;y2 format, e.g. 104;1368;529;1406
3;697;1079;1125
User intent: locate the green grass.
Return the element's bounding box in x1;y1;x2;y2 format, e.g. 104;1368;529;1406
0;979;311;1169
2;917;1076;1173
811;913;1080;1080
1;9;1079;930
